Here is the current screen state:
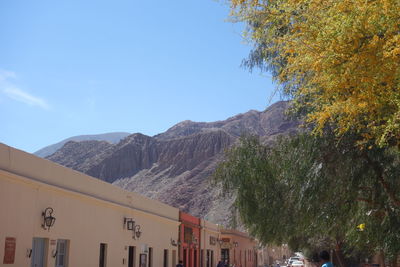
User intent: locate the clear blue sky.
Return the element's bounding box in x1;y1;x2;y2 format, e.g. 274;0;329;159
0;0;278;153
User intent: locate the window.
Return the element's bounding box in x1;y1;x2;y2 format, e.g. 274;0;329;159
55;239;69;267
184;227;193;243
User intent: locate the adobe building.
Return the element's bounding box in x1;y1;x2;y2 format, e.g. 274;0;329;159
179;211;201;267
0;143;180;267
0;142;265;267
200;220;220;267
219;228;258;267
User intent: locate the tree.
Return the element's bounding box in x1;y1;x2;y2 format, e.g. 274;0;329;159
214;132;400;265
230;0;400;147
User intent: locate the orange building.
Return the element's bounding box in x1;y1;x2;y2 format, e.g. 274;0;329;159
179;211;201;267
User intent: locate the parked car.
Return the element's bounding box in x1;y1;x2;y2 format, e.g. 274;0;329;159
287;257;301;267
290;260;305;267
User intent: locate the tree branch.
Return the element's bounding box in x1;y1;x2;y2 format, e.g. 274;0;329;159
362;152;400;207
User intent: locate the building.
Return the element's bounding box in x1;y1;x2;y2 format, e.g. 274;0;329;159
200;220;220;267
0;143;180;267
219;228;258;267
179;212;201;267
0;143;264;267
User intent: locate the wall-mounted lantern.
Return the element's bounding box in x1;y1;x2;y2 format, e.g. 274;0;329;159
171;238;179;246
233;241;239;247
124;218;134;230
124;217;142;240
217;238;224;246
42;207;56;231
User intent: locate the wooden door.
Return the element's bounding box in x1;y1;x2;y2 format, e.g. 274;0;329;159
31;238;46;267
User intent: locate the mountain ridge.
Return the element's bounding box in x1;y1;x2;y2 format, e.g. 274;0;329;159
45;101;299;224
34;132;131;158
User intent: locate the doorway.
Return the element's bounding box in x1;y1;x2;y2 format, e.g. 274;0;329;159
99;243;107;267
148;247;153;267
128;246;136;267
31;238;47;267
221;249;229;265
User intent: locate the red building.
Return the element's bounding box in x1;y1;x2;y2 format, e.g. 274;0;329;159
179;211;201;267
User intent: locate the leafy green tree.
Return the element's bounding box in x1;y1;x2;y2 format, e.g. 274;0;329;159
214;132;400;265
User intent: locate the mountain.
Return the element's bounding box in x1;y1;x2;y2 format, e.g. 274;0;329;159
155;101;296;140
45;101;299;224
34;132;130;158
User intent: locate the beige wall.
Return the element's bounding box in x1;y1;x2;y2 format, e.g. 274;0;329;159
0;143;263;267
0;143;180;267
200;220;220;266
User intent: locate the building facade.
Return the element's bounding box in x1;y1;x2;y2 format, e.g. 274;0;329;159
179;212;201;267
0;143;264;267
0;143;180;267
219;228;258;267
200;220;220;267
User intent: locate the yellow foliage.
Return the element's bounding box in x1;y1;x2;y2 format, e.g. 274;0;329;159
231;0;400;147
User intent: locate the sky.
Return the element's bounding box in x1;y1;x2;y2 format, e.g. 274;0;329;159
0;0;278;153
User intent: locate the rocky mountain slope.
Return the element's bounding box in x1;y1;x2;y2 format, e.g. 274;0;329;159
34;132;130;158
46;101;299;224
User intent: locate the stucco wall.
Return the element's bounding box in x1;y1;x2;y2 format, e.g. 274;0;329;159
201;220;220;266
0;143;180;267
0;143;262;267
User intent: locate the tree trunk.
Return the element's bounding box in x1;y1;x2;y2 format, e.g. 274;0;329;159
376;250;385;267
391;254;398;267
363;152;400;208
333;244;346;267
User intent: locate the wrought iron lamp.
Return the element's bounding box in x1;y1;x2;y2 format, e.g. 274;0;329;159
124;217;142;239
170;238;178;246
124;218;134;230
133;224;141;239
42;207;56;231
233;241;239;247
